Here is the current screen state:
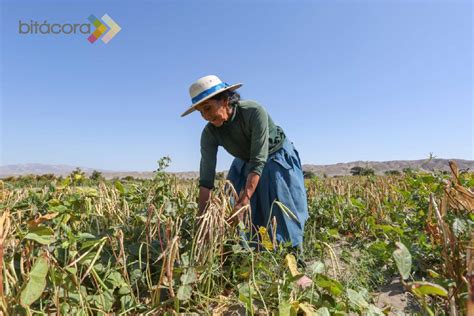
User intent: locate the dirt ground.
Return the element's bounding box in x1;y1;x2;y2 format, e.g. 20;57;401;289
373;277;421;315
321;240;421;315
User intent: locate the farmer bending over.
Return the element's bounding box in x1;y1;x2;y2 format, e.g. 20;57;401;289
181;75;311;288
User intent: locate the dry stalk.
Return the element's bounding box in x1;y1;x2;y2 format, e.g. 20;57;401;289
116;229;130;285
322;242;341;277
0;211;11;309
467;232;474;316
194;181;239;265
0;181;5;203
431;194;460;316
155;217;183;300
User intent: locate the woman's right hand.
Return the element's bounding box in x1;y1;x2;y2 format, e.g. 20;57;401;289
227;194;250;226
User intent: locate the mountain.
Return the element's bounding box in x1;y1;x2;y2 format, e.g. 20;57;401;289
0;163;192;179
302;158;473;176
0;159;472;179
0;163;100;176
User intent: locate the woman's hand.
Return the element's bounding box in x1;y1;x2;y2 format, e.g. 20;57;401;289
227;172;260;226
198;186;211;216
228;192;250;226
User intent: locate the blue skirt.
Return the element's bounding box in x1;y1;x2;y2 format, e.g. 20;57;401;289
227;138;309;247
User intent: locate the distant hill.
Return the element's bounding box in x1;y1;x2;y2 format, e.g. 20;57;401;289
0;163;192;179
0;163;100;176
302;158;473;176
0;159;472;179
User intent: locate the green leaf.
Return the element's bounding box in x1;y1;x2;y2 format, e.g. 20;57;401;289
177;285;192;301
374;224;403;236
105;271;126;289
368;241;390;260
307;261;325;275
24;226;55;245
115;181;125;194
367;304;385;316
314;274;343;297
60;302;70;315
351;197;366;209
278;300;294;316
49;205;68;213
315;307;330;316
76;187;98;197
420;175;435;184
328;228;340;238
118;286;131;295
238;282;255;312
65;266;77;275
120;294;134;310
347;289;369;309
232;244;243;254
427;269;440;278
20;256;49;307
58;177;71;188
393;242;411;280
89;289;114;311
77;232;96;240
180;268;197;285
410;281;448;297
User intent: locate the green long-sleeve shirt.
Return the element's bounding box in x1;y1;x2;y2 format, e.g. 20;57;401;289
199;100;286;189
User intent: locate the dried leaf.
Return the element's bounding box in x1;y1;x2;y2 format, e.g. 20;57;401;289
27;212;58;228
285;254;300;277
299;302;316;315
258;226;273;251
449;160;460;185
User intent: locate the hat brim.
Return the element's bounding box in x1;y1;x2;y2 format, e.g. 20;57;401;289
180;83;243;117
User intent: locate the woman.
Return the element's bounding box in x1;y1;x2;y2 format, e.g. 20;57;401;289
181;75;311;286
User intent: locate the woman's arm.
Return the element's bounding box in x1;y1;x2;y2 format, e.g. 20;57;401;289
238;172;260;205
198;125;218;216
198;186;211;215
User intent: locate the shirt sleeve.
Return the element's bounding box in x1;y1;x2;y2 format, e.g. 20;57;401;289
247;104;269;175
199;125;218;189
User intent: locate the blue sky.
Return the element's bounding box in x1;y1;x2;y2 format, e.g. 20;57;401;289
1;0;472;172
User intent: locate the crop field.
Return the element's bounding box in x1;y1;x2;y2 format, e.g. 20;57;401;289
0;160;472;315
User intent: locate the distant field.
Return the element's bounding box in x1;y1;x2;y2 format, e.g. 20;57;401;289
1;158;473;179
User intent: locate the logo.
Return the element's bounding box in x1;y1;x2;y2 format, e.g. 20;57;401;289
87;14;121;44
18;14;121;44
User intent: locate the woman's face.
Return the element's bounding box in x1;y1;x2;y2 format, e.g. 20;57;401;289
196;98;231;127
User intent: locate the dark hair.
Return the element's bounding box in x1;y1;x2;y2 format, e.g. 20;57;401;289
210;90;241;107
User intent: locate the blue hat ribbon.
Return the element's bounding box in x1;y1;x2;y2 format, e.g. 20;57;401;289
192;82;229;104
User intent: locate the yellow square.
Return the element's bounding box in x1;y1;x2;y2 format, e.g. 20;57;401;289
98;24;107;33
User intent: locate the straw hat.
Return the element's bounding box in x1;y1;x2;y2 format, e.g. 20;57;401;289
181;75;242;117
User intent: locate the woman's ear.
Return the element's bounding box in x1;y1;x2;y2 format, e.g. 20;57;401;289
222;97;230;108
